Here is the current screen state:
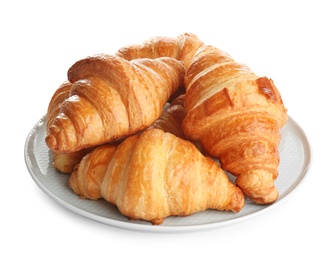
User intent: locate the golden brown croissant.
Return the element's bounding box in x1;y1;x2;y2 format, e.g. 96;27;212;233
69;95;187;199
45;54;185;153
116;32;204;69
182;45;288;204
100;129;244;225
50;91;186;175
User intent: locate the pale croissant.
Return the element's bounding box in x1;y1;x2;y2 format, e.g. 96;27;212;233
69;95;187;200
100;129;244;225
45;54;185;153
116;32;204;70
182;45;288;204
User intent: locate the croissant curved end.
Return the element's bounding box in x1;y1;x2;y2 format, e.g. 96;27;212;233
229;188;245;212
45;133;58;151
247;188;279;205
68;171;80;195
236;170;279;204
151;218;164;225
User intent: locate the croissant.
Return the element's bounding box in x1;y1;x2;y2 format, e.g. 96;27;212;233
69;95;187;199
182;45;288;204
100;129;244;225
45;54;185;153
116;32;204;70
50;93;186;175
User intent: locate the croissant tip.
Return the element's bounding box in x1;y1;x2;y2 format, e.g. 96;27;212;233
249;191;279;205
231;188;245;212
45;133;57;151
151;218;164;225
243;187;279;205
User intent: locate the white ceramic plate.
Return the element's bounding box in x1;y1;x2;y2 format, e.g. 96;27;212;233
24;115;311;232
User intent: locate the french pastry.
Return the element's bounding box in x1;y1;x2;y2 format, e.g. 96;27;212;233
116;32;204;69
182;45;288;204
45;54;185;153
48;87;186;174
100;129;244;225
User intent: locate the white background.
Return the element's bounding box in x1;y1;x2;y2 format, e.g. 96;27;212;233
1;0;332;259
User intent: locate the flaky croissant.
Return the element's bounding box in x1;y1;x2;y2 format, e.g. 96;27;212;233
100;129;244;225
69;94;187;200
45;54;185;153
116;32;204;70
50;92;186;175
182;45;288;204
